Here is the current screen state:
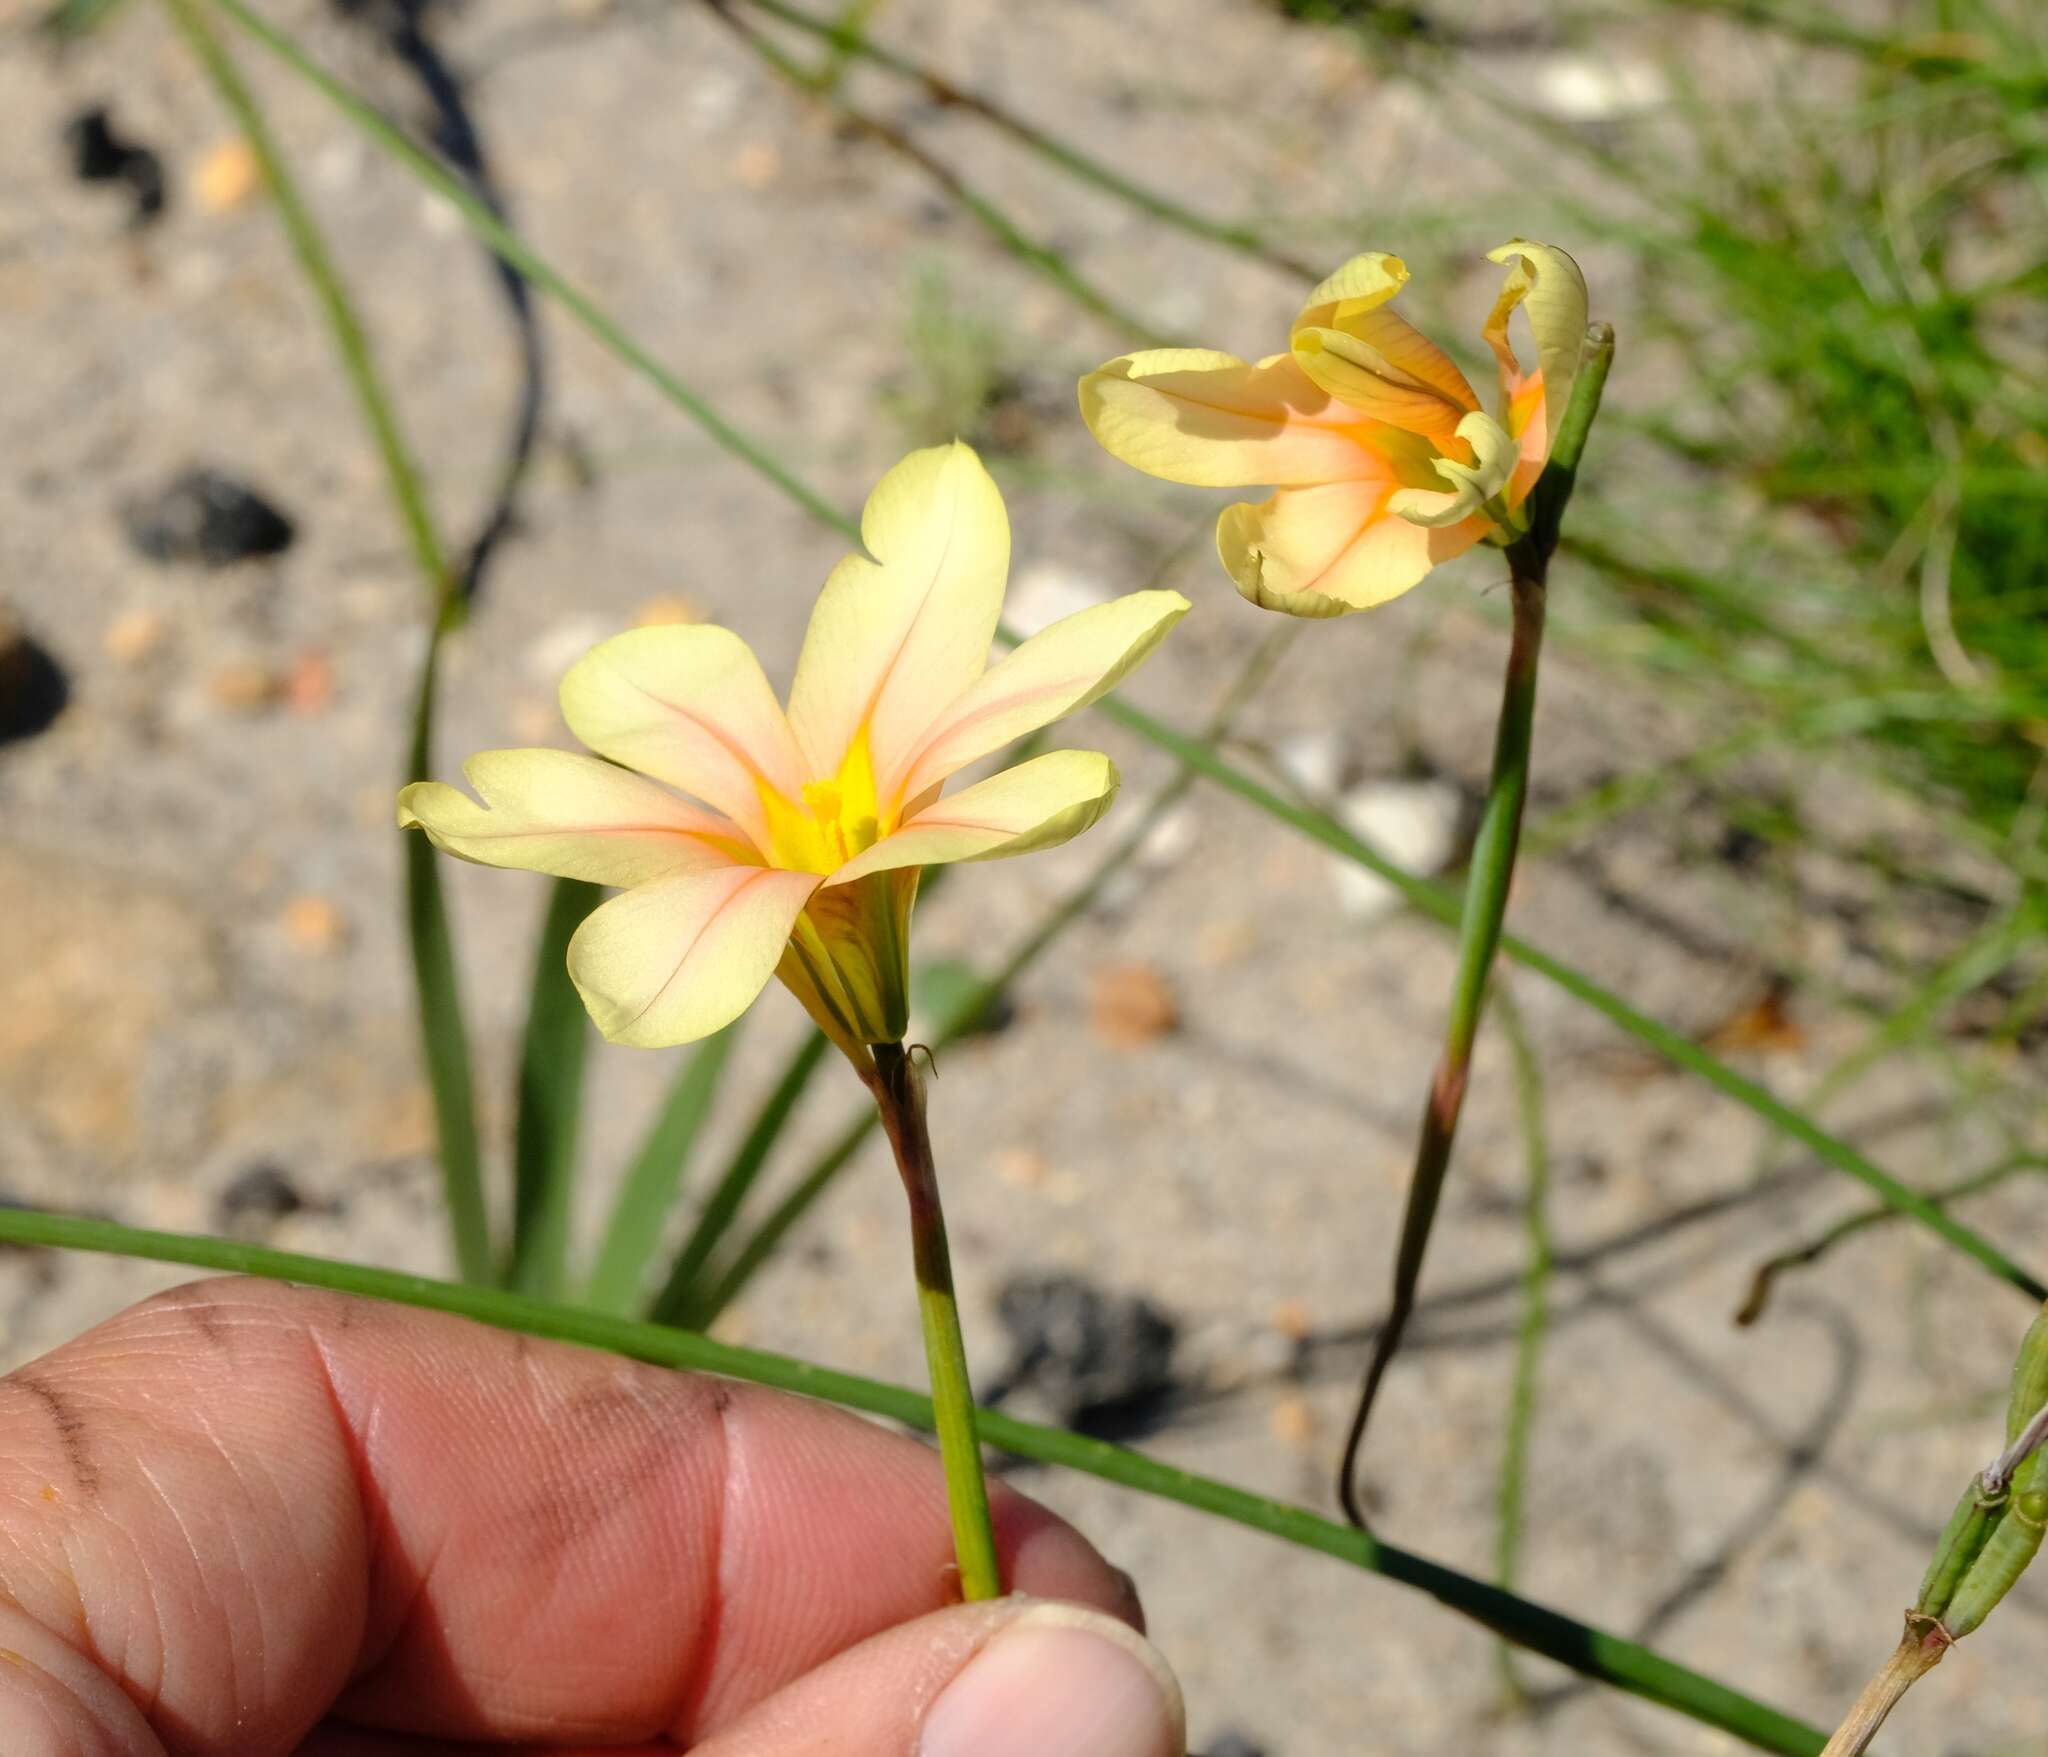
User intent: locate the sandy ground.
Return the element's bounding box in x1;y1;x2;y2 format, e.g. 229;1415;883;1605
3;2;2046;1751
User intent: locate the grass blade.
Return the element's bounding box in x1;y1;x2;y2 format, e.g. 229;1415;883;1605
584;1020;745;1315
0;1204;1828;1757
648;1029;833;1324
508;877;601;1296
403;655;493;1283
208;0;2047;1301
167;0;491;1282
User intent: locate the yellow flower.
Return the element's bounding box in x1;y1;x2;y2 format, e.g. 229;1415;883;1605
1079;240;1588;617
399;443;1187;1064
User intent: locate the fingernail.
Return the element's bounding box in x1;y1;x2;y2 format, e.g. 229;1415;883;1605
921;1602;1184;1757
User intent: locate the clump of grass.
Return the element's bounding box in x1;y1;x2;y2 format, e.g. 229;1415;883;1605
880;259;1036;453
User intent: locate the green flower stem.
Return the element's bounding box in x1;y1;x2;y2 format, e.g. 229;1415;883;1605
1338;551;1548;1528
211;0;2046;1306
864;1041;1002;1602
0;1204;1825;1754
1337;328;1613;1527
1492;988;1552;1701
166;0;491;1285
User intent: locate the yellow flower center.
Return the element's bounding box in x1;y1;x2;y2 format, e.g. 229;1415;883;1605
761;729;888;874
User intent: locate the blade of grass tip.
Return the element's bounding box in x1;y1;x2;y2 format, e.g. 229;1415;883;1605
647;1029;834;1325
167;0;492;1284
584;1019;745;1315
1492;986;1552;1707
706;0;1178;348
508;877;601;1296
215;0;2047;1301
0;1206;1827;1757
685;622;1300;1328
1337;326;1615;1530
728;0;1321;280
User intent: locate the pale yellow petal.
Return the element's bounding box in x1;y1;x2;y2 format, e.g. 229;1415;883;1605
1079;349;1384;488
894;589;1190;804
1483;239;1590;464
398;749;753;886
558;625;808;856
785;441;1011;795
824;750;1119;884
1217;480;1488;616
567;863;821;1048
1290;252;1479;434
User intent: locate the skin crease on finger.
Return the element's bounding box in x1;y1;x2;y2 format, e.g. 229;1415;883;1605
0;1278;1143;1757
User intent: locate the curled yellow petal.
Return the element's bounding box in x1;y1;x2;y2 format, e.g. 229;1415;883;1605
1290;251;1479;435
825;750;1120;884
559;625;807;858
568;863;822;1048
398;749;754;885
1078;349;1378;488
1388;410;1523;529
1484;239;1590;461
1217;479;1488;617
896;589;1191;804
786;440;1010;792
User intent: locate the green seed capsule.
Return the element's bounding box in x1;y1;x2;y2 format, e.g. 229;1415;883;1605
1916;1479;2009;1620
2006;1303;2048;1445
1945;1467;2048;1639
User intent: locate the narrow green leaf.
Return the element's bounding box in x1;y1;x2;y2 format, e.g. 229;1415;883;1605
0;1206;1827;1757
403;654;493;1285
508;877;601;1297
584;1021;745;1315
647;1030;833;1325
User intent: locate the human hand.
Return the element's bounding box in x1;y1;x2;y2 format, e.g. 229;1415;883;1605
0;1278;1184;1755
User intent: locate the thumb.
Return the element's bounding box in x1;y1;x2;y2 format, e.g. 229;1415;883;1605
693;1597;1185;1757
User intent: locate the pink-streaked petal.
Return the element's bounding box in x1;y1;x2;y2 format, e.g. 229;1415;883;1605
398;749;754;886
1079;349;1389;488
1216;480;1488;617
824;751;1119;885
567;864;822;1048
894;589;1190;806
785;442;1011;791
558;626;808;855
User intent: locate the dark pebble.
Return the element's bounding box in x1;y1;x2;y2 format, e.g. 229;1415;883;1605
0;618;70;745
121;468;296;567
1201;1735;1270;1757
62;105;165;226
216;1162;310;1228
992;1271;1180;1439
